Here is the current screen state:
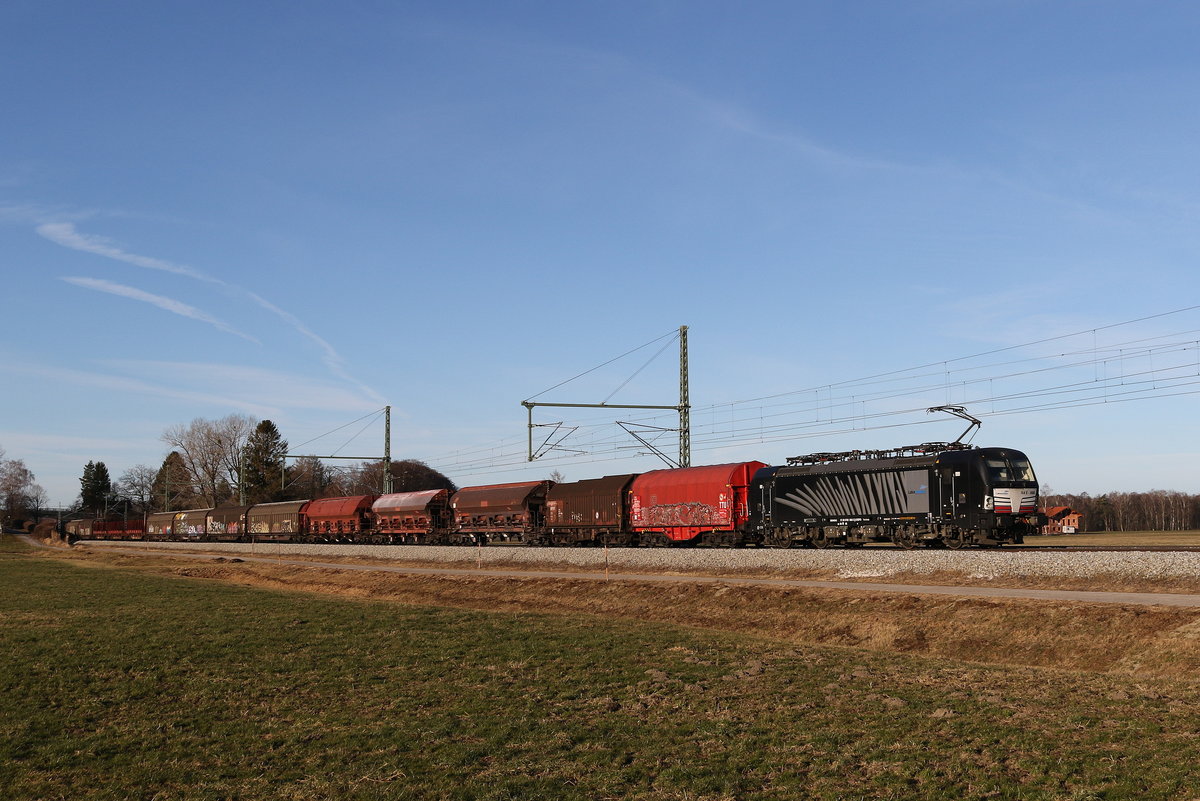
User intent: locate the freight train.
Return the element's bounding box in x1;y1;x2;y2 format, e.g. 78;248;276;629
69;441;1043;549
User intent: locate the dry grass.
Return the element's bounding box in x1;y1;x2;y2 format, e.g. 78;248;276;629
1031;529;1200;546
69;540;1200;595
47;545;1200;681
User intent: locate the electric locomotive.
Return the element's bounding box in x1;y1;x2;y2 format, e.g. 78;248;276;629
749;442;1041;549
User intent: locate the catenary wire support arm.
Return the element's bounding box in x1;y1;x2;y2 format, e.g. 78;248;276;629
617;422;681;468
529;422;582;459
281;405;393;493
523;400;685;461
284;455;389;461
521;325;691;467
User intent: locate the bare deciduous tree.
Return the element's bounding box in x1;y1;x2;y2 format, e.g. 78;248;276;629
0;450;41;527
161;414;257;506
118;464;158;515
341;459;458;496
1042;489;1200;532
286;455;335;500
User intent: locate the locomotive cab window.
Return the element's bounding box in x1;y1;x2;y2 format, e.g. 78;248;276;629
1010;457;1036;482
985;457;1037;484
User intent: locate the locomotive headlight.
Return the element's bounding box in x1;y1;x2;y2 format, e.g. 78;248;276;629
984;495;994;511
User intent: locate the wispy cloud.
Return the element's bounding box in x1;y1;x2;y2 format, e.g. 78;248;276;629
1;203;92;226
37;221;384;403
243;290;382;401
39;222;216;282
61;276;260;344
103;360;385;413
669;82;904;173
8;358;381;418
8;361;282;418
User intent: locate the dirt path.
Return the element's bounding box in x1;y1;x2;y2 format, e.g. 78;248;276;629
72;540;1200;608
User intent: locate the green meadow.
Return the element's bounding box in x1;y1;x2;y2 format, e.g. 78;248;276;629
3;536;1199;800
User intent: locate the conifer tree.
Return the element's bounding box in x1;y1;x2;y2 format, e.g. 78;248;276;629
240;420;288;504
79;460;113;516
152;451;199;511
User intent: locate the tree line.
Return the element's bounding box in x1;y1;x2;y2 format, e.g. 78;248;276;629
73;414;457;520
1041;489;1200;532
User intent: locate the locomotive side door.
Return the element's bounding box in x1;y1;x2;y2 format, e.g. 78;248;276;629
939;467;961;521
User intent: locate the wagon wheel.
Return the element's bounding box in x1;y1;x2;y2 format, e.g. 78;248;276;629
891;529;918;550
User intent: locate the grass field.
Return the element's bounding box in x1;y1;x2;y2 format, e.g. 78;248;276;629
4;536;1200;800
1031;530;1200;547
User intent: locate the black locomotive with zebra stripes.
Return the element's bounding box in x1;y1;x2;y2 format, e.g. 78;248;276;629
749;443;1041;549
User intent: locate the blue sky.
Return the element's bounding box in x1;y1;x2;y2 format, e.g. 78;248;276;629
4;0;1200;505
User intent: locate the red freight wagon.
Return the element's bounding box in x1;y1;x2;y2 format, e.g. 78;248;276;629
450;481;552;544
93;519;147;540
628;461;768;545
540;474;638;546
373;489;450;544
305;495;375;540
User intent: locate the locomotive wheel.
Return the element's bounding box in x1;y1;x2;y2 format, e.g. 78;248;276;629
943;531;968;550
810;533;833;549
891;530;918;550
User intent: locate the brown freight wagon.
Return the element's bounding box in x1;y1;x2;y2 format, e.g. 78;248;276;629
305;495;375;542
539;474;638;546
450;481;552;544
173;508;211;541
146;511;176;540
246;500;308;541
372;489;450;544
65;518;93;540
207;505;250;541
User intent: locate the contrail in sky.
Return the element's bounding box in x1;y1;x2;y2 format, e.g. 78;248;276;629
39;222;216;282
39;221;384;402
61;277;260;343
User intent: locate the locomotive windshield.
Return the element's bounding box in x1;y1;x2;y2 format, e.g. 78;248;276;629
984;456;1036;484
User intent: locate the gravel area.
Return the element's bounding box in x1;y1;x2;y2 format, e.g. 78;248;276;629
76;540;1200;582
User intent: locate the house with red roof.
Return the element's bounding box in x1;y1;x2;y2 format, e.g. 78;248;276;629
1041;506;1084;534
